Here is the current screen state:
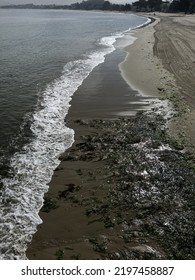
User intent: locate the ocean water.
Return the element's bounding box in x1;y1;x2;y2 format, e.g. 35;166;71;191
0;8;148;259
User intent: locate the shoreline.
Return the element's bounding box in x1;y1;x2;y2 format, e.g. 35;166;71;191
120;16;162;97
27;13;195;260
120;12;195;152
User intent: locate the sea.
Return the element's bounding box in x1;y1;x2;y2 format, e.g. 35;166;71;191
0;8;149;259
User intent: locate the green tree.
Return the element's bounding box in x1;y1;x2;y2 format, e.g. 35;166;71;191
170;0;195;13
147;0;162;11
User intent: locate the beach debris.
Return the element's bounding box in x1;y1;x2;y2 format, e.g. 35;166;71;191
38;111;195;259
58;183;78;199
41;196;58;213
63;111;195;259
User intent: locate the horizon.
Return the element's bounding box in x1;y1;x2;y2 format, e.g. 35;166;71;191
0;0;135;7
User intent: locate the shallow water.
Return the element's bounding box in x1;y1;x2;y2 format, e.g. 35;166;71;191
0;8;149;259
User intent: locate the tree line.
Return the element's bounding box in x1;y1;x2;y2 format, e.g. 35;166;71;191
1;0;195;14
69;0;131;11
132;0;195;13
169;0;195;13
0;1;131;12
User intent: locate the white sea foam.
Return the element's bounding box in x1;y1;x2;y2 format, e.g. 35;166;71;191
0;32;122;260
0;13;151;259
133;17;151;30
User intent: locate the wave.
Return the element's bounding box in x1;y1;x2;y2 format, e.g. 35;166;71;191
0;32;123;259
133;16;151;29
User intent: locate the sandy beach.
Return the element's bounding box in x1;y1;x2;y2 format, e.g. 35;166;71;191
120;13;195;151
27;13;195;260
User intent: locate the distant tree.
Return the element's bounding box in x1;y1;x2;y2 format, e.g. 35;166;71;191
132;0;162;11
147;0;162;11
190;0;195;13
70;2;81;9
132;0;147;11
1;0;133;13
139;0;147;9
71;0;105;10
169;0;195;13
124;3;132;11
181;0;195;13
180;0;190;12
169;0;180;12
103;1;111;10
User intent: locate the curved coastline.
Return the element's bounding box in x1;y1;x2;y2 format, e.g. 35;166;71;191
26;13;195;260
0;11;150;260
120;13;195;151
119;15;162;97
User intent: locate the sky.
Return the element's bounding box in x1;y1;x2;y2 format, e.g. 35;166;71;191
0;0;135;6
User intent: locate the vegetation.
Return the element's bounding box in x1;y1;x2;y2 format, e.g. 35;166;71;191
70;0;131;11
41;196;58;213
169;0;195;13
0;1;131;12
132;0;195;13
1;0;194;14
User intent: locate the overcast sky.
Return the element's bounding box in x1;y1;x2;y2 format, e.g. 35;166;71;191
0;0;135;6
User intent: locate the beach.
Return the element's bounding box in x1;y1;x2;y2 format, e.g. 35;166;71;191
120;13;195;151
27;13;195;260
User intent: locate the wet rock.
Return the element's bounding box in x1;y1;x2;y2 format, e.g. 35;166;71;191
58;184;77;199
74;119;89;126
62;111;195;259
41;196;58;213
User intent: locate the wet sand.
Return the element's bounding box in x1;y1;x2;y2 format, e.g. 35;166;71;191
27;14;195;260
66;49;155;120
27;48;152;260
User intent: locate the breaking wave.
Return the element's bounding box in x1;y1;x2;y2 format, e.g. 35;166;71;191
0;32;125;259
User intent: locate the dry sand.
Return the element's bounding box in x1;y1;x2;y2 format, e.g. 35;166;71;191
27;13;195;260
120;16;164;97
120;13;195;150
153;13;195;151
